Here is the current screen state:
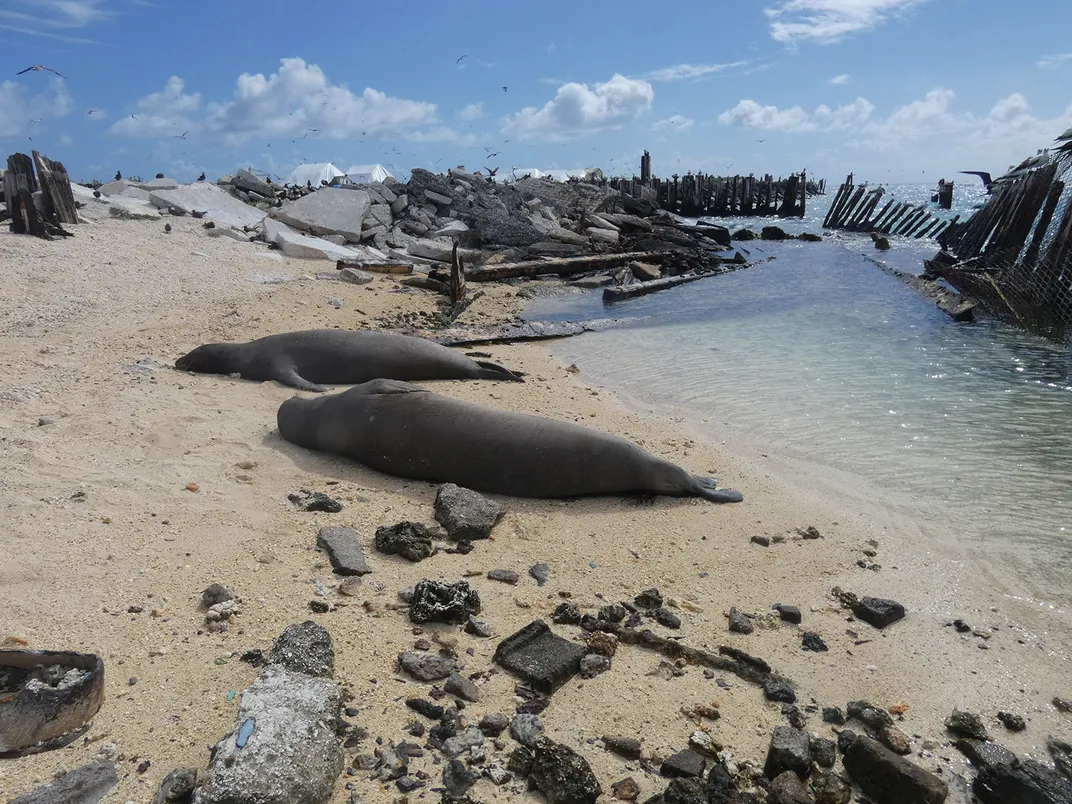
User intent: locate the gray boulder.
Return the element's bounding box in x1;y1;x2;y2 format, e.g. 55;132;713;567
434;484;505;541
268;621;335;678
149;183;266;229
529;739;602;804
10;760;117;804
843;734;948;804
234;169;276;200
274;188;370;243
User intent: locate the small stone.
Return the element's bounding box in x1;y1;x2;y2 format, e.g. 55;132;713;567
822;706;845;725
802;632;829;652
784;704;807;730
551;602;582;624
1054;696;1072;713
599;603;627;622
487;569;519;585
337;577;363;596
316;527;371;576
407;697;445;719
587;631;618;657
751;535;771;547
479;713;510;736
764;678;797;704
812;770;852;804
153;767;197;803
796;526;823;539
464;616;492;637
852;597;905;629
507;745;535;776
442;758;479;797
879;726;912;755
946;708;988;740
836;729;859;755
764;726;811;780
434;483;505;540
201;583;234;608
603;735;642;760
530;740;602;804
398;651;456;681
239;648;265;667
483;764;512;785
769;771;815;804
288;489;342;513
773;604;802;624
728;608;754;634
634;588;663;608
10;760;118;804
579;654;611;678
661;749;707;778
493;620;587;693
510;713;544;747
268;620;334;677
445;672;481;702
529;563;551;586
846;700;893;729
309;599;330;613
810;735;837;767
442;726;484;757
664;777;708;803
409;578;480;624
654;608;681;629
997;711;1027;732
374;521;437;562
395;776;423;793
612;776;642;801
375;746;406;781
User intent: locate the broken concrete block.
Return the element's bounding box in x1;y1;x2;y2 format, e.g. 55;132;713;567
546;226;590;246
206;227;251;242
598;212;653;232
493;620;587;693
9;759;117;804
585;212;620;232
321;234;347;245
400;219;429;237
629;261;661;281
149;183;267;229
339;266;375;285
370;182;397;204
96;179;130;197
274;188;370;243
139;177;180;191
118;185;152;201
390;194;409;216
424;189;453;206
359;224;387;241
316;527;371;576
588;227;620;244
263;217;365;261
432;219;469;238
364;204;393;229
234;169;276;199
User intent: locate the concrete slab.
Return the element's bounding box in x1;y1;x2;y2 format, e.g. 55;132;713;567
118;185;152;201
275;188;370;243
364;203;393;229
263;217;366;261
234;169;276;199
97;180;131;197
149;183;266;229
138;177;180;191
432;220;469;238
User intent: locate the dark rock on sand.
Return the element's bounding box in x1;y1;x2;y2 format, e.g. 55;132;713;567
635;588;664;609
998;711;1027;732
654;608;681;629
946;709;988;740
847;699;894;729
316;526;371;575
812;770;852;804
976;756;1072;804
409;579;480;624
784;704;808;730
612;777;642;802
398;652;456;681
202;583;234;608
761;226;787;241
153;768;197;803
406;698;445;719
530;563;551;586
604;735;643;760
494;620;586;693
445;672;480;702
10;759;118;804
479;712;510;736
822;706;845;725
810;735;837;767
510;713;545;747
843;734;949;804
288;489;342;513
836;729;859;754
1055;697;1072;713
443;758;480;798
773;603;802;624
770;771;816;804
879;726;912;755
852;597;905;628
268;621;334;677
661;749;707;778
799;233;823;242
374;521;438;562
802;631;829;652
552;602;583;625
874;236;891;251
732;228;757;241
487;569;520;585
434;483;505;541
663;777;707;804
751;535;771;547
464;616;492;637
729;607;754;634
764;726;811;780
1049;738;1072;780
507;745;535;777
530;739;602;804
764;678;797;704
599;603;628;622
954;737;1017;770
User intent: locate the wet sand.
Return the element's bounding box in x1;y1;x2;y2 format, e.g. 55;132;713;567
0;214;1068;802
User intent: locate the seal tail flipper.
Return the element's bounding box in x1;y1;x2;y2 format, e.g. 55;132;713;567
474;360;526;382
277;368;327;393
690;476;744;504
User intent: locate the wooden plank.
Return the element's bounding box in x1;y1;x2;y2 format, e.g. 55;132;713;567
602;271;717;302
31;150;77;225
335;259;413;274
466;250;671;282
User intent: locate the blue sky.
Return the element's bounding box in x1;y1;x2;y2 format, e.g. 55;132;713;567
2;0;1071;186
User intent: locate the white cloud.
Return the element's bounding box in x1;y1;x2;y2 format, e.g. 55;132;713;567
458;102;483;121
0;76;73;138
829;73;850;84
109;76;200;139
642;61;747;82
501;73;654;141
718;96;874;132
652;115;695;134
0;0;111;42
861;87;959;144
1037;53;1072;70
765;0;928;44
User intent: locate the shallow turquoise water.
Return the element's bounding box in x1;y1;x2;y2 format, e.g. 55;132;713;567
525;196;1072;605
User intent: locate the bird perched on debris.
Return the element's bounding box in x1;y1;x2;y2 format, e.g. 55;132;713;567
191;210;205;219
197;172;206;181
164;223;172;233
1055;126;1072;142
115;170;122;181
92;190;101;199
17;65;64;78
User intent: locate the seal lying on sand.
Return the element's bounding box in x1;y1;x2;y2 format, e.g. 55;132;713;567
175;330;523;392
277;379;743;503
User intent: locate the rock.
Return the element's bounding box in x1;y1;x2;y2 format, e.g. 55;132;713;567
316;527;371;576
391;194;409;216
433;484;505;541
408;579;480;624
465;616;492;637
837;729;859;755
601;213;655;232
530;740;602;804
395;776;423;793
406;698;444;719
375;746;406;781
9;759;118;804
149;183;266;229
946;709;988;740
479;712;510;736
732;228;757;241
483;764;512;785
784;704;808;730
398;651;456;681
374;522;438;563
445;672;480;702
487;569;520;585
635;588;664;608
274;188;370;242
153;768;197;803
997;711;1027;732
268;621;334;678
443;758;480;797
546;226;591;246
494;620;587;693
603;735;642;760
664;777;708;804
810;735;837;767
308;599;330;614
770;771;815;804
802;632;829;652
585;212;620;232
612;777;642;801
853;597;905;629
975;756;1072;804
822;706;845;725
728;608;754;634
508;745;535;776
799;232;823;242
765;726;811;780
706;756;741;804
880;726;912;755
953;737;1017;770
205;226;251;242
510;713;545;747
432;219;469;238
587;631;619;657
364;203;393;229
424;189;453;206
764;678;797;704
843;734;949;804
774;604;802;624
761;226;787;241
589;227;620;244
1049;738;1072;780
1054;697;1072;713
580;654;611;678
847;700;894;729
408;238;483;265
751;535;771;547
234;169;276;199
874;237;891;251
338;266;375;285
812;770;852;804
263;218;367;261
202;583;234;608
443;726;485;757
661;749;707;778
552;602;583;625
197;663;343;804
287;490;342;513
529;563;551;586
654;608;681;629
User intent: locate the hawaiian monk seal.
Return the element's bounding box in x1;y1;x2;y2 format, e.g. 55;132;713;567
276;379;743;503
175;330;523;392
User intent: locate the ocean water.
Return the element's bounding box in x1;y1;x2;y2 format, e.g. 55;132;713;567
525;185;1072;607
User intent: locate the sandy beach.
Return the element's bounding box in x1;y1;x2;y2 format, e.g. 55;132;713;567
1;213;1069;803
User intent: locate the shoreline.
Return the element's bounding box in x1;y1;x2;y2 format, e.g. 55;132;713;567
1;214;1069;802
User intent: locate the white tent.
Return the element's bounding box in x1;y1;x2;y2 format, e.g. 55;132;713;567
286;162;346;187
344;164;394;184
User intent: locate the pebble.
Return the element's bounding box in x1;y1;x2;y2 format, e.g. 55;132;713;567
603;735;642;760
751;535;771;547
487;569;520;585
802;631;829;652
773;603;802;624
464;616;492;637
945;709;988;740
510;713;544;748
611;777;641;802
201;583;234;608
529;563;550;586
997;711;1027;732
444;672;481;703
478;713;510;737
879;726;912;755
728;607;754;634
764;678;797;704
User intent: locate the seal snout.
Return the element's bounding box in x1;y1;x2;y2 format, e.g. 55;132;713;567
277;396;315;448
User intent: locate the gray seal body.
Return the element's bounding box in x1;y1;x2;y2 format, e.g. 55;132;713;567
175;329;523;392
276;379;743;503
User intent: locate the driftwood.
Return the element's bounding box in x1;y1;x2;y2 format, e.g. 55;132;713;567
603;271;714;303
465;251;670;282
5;151;76;239
335;259;412;275
400;276;449;294
32;151;77;225
397;319;625;346
864;253;976;321
450;242;465;305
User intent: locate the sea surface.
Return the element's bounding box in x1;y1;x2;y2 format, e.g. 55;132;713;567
524;184;1072;607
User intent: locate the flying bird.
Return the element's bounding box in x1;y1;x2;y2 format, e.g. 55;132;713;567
456;55;467;64
487;166;499;177
29;118;40;124
17;65;64;78
502;86;508;92
958;171;994;192
486;152;499;159
173;131;188;139
85;109;101;115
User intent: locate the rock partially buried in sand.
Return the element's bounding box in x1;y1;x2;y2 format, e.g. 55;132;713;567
494;621;587;694
374;522;438;563
0;650;105;756
852;596;905;629
843;733;948;804
8;758;118;804
408;579;480;624
529;739;602;804
434;483;505;541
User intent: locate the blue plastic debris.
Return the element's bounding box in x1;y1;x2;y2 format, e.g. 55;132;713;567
236;717;255;748
226;690;237;702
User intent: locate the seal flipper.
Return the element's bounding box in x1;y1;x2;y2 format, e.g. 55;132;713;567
276;366;327;393
474;360;526;382
690;476;744;504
